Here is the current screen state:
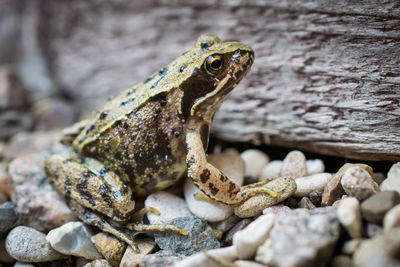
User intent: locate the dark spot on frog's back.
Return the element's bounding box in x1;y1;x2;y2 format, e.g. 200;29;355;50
200;169;211;183
209;183;219;196
200;42;209;50
120;98;135;107
113;119;123;127
99;184;113;208
150;67;169;89
126;87;137;96
179;65;187;73
149;92;168;106
85;123;96;134
200;124;209;150
99;111;108;120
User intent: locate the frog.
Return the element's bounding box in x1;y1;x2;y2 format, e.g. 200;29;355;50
44;34;276;251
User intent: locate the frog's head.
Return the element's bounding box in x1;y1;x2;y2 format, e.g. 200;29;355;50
178;34;254;124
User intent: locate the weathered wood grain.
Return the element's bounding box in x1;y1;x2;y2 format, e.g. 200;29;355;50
11;0;400;160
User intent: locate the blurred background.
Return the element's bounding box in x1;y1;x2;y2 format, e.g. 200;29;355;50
0;0;399;162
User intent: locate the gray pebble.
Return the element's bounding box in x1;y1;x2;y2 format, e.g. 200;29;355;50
6;226;65;262
154;215;220;256
222;219;252;246
0;202;18;236
361;191;400;224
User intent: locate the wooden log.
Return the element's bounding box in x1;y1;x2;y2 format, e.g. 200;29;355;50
26;0;400;160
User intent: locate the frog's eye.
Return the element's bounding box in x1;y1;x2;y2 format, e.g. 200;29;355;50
204;54;224;75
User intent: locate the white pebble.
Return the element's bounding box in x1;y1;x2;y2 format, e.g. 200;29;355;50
6;226;65;262
337;197;363;239
294;173;333;197
280;151;308;178
383;204;400;231
306;159;325;175
14;263;35;267
46;221;102;260
184;150;244;222
263;205;291;215
240;149;270;179
381;162;400;193
233;213;275;259
145;191;191;224
341;166;379;201
175;246;237;267
259;160;282;180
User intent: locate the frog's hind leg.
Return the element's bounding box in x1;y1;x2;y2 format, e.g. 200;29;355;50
44;154;135;223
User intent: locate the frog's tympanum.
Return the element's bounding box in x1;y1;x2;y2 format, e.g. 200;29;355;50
44;34;275;251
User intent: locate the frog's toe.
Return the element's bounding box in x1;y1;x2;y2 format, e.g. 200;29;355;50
126;223;189;236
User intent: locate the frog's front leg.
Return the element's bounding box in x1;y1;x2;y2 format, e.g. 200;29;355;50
44;154;135;222
186;131;277;205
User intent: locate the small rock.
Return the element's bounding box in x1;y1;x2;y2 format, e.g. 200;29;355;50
174;246;237;267
209;215;241;235
353;228;400;267
234;260;267;267
374;172;386;184
263;204;291;215
306;159;325;175
233;213;275;259
0;66;29;110
154;216;220;256
260;160;282;180
341;238;364;255
6;226;65;262
76;258;91;267
83;259;112;267
298;197;316;209
92;232;126;267
145;191;191;224
322;163;376;206
0;202;18;236
366;223;384;238
280;150;308;178
331;255;353;267
383;204;400;231
139;250;184;267
240;149;269;179
341;166;379;201
256;207;340;267
46;221;102;260
234;176;296;218
0;191;7;205
337;197;362;238
0;111;33;140
184;149;244;222
294;173;333;197
8;152;75;231
380;162;400;193
119;238;156;267
0;238;15;263
361;191;400;224
309;190;323;207
222;219;252;246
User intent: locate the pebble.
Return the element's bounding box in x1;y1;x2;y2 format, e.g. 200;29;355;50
119;238;156;267
341;166;379;201
353;228;400;267
233;213;275;259
92;232;126;267
256;207;340;267
331;255;353;267
184;149;245;222
234;260;267;267
139;250;184;267
306;159;325;175
5;226;65;262
260;160;282;180
0;202;18;236
263;204;291;215
365;223;383;238
0;191;7;205
174;246;237;267
83;259;112;267
380;162;400;193
309;190;323;207
234;176;296;218
294;173;333;197
8;152;76;231
46;221;102;260
298;197;316;209
222;219;252;246
361;191;400;224
14;263;35;267
240;149;269;179
280;150;308;178
154;215;220;256
383;204;400;231
209;215;241;235
145;191;191;224
341;238;364;255
337;197;362;238
322;163;376;206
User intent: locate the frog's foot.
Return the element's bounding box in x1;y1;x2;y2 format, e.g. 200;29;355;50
194;192;220;204
239;181;278;198
126;223;189;236
132;207;160;222
68;199;142;252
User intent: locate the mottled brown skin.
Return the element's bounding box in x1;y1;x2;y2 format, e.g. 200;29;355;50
44;34;274;249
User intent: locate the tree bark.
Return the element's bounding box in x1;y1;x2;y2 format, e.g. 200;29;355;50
9;0;400;160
